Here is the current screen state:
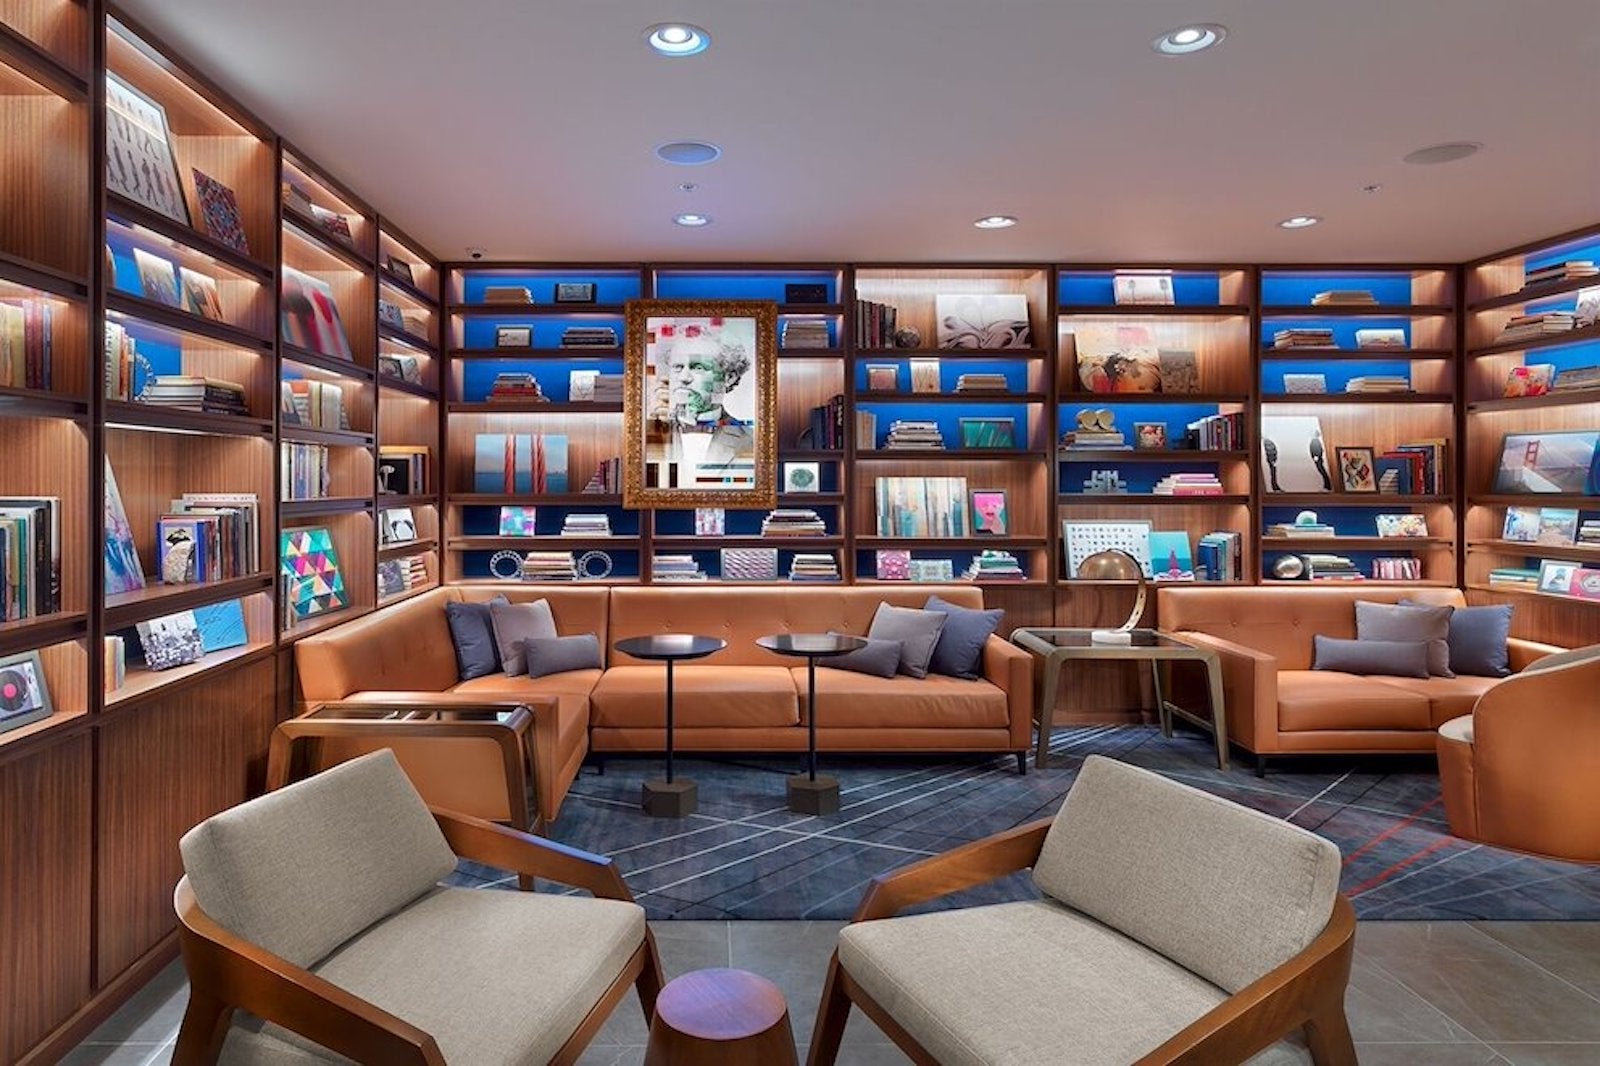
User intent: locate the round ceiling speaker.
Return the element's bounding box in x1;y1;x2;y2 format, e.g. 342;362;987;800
1402;142;1482;165
655;141;722;166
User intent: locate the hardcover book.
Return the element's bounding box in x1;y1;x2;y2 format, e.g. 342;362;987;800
191;170;250;253
281;265;353;359
179;268;224;321
133;249;181;308
136;610;205;670
103;460;145;596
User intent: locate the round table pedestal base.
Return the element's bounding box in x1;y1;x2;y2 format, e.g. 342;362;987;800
787;773;839;815
644;968;796;1066
643;779;697;818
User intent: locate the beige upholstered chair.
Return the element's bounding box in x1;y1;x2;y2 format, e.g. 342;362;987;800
807;756;1356;1065
171;749;663;1065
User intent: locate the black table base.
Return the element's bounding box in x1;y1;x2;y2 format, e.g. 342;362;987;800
786;773;839;815
643;779;698;818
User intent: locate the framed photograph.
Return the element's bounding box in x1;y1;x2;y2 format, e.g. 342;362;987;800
866;364;899;392
495;325;533;348
970;490;1009;535
1537;559;1578;594
1375;513;1429;538
1063;519;1153;577
1335;446;1378;492
958;417;1016;450
381;507;417;543
382;254;416;287
554;282;597;304
934;293;1031;349
498;506;538;536
0;650;52;734
1502;505;1541;543
783;461;820;493
135;610;205;671
1535;507;1581;545
909;357;941;394
106;72;190;226
624;299;778;509
1134;422;1167;450
1074;324;1161;393
1492;431;1600;495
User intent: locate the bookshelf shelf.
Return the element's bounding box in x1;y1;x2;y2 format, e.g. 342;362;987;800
1259;393;1454;405
1266;493;1452;505
1471;494;1596;508
280;425;374;448
1059;392;1250;406
1261;536;1452;549
1058;449;1251;462
653;536;846;549
377;582;439;609
105;292;273;352
0;612;88;658
377;324;434;352
379;273;438;310
102;401;273;439
448;535;639;550
451;347;623;359
377;376;438;400
0;251;89;297
103;573;273;630
279;497;372;518
0;21;89;100
281;344;375;382
1467;392;1600;414
448;492;623;507
1467;323;1600;358
1259;304;1453;317
855;449;1049;461
447;401;623;415
1261;348;1454;361
282;212;373;273
1058;304;1252;317
378;537;437;555
0;386;89;420
855;536;1048;550
1469;540;1600;561
106;192;274;282
854;347;1050;361
856;391;1049;404
1059;494;1251;506
453;302;628;317
1464;583;1600;609
1469;276;1600;312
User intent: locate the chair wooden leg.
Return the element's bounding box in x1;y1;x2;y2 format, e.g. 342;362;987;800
171;989;233;1066
805;952;852;1066
1303;1000;1358;1066
635;930;664;1021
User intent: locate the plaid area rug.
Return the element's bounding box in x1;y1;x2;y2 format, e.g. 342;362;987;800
448;726;1600;921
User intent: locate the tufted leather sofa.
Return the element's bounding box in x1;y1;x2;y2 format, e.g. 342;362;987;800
294;585;1034;819
1157;586;1564;771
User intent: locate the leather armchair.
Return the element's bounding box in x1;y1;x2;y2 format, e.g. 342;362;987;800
1436;645;1600;863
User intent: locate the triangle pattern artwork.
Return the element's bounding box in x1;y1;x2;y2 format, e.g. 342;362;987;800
280;527;348;620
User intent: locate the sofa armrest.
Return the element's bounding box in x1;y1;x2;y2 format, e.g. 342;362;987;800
1508;637;1566;673
982;635;1035;751
1171;631;1280;755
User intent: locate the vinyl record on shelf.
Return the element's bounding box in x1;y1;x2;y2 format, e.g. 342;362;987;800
0;669;36;714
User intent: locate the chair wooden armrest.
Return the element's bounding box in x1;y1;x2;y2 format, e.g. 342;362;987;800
852;819;1050;922
431;807;635;902
171;879;444;1066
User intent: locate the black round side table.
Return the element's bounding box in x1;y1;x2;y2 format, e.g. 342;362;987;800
756;633;868;815
615;634;726;817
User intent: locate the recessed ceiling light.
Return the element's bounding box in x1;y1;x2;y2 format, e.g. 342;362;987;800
655;140;722;165
1278;215;1321;229
1403;141;1482;165
678;182;698;192
1153;23;1226;54
974;215;1017;229
645;23;710;56
674;213;711;227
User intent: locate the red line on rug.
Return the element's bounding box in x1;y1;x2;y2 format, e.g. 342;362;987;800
1347;837;1455;897
1342;796;1443;866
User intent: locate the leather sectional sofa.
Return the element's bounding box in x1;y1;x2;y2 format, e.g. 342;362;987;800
293;585;1034;819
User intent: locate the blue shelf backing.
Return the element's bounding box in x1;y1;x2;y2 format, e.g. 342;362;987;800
1058;270;1224;307
1261;272;1418;307
461;549;641;580
461;356;623;402
461;317;623;351
853;357;1031;393
461;504;639;537
654;270;839;303
459;270;640;305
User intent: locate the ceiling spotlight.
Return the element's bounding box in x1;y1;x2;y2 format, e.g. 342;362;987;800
645;23;710;56
674;213;712;227
1403;141;1482;165
974;215;1017;229
1153;23;1227;54
678;182;698;192
655;140;722;165
1278;215;1321;229
1361;183;1383;193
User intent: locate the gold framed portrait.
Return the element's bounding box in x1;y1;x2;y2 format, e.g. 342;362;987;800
623;299;778;509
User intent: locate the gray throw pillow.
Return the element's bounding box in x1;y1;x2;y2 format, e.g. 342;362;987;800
1355;601;1454;677
1312;635;1430;679
1401;599;1512;678
823;634;903;678
490;599;557;676
521;634;602;679
866;604;948;679
924;595;1003;679
444;595;509;680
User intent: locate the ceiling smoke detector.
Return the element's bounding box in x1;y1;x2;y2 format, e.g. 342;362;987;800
1403;142;1483;165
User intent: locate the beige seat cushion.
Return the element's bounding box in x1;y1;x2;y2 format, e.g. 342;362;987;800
838;899;1306;1066
449;668;604;702
224;888;646;1066
1438;714;1474;744
796;667;1008;728
1370;674;1500;727
1276;670;1432;732
589;666;799;728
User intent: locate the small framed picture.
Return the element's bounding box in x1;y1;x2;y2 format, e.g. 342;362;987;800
553;282;597;304
1134;422;1167;450
1335;447;1378;492
382;254;415;287
495;325;532;348
784;461;820;493
695;507;726;536
959;417;1016;450
970;489;1009;535
0;651;53;734
909;357;941;394
1537;559;1577;594
866;364;899;392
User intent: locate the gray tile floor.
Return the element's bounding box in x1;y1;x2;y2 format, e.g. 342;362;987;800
63;921;1600;1065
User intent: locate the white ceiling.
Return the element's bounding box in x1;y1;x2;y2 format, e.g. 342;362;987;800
117;0;1600;265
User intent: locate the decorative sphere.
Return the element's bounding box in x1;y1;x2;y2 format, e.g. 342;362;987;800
893;327;922;348
1272;555;1307;580
1077;548;1143;581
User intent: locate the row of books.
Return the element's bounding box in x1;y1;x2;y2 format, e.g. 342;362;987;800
882;420;945;450
1311;290;1377;306
652;553;707;581
282;379;347;427
156;493;260;584
583;457;623;494
962;550;1026;581
1344;375;1411;394
1183;412;1246;452
1196;532;1243;583
1152;473;1225;495
955;372;1009;393
280;443;332;501
561;326;617;348
1372;558;1424;580
1499;311;1575;342
561;514;611;536
800;394;847;450
0;497;59;620
143;375;247;414
377;554;431;598
854;299;900;349
1523;260;1596;288
378;353;423;385
104;321;137;400
486;372;545;401
1300;552;1362;580
105;634;126;693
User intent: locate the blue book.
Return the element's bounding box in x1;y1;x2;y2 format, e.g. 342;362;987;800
192;598;247;652
1374;456;1413;495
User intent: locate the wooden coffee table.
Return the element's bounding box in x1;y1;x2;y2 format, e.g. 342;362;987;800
644;967;796;1066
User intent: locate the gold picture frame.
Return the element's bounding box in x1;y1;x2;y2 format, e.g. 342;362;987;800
624;299;778;509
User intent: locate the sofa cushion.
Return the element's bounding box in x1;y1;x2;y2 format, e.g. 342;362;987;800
867;603;947;678
522;634;602;679
1370;674;1501;727
179;751;457;970
1356;601;1454;677
489;599;556;676
1277;670;1433;732
445;595;509;680
590;666;799;728
924;595;1004;679
823;635;903;678
1311;635;1430;679
450;668;603;702
1404;600;1513;677
797;668;1009;728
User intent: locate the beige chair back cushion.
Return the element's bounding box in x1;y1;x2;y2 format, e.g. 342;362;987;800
179;750;458;969
1521;643;1600;673
1032;755;1341;993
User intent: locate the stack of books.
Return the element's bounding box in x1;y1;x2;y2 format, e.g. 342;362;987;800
789;553;841;582
1312;290;1378;306
1152;473;1225;495
0;496;60;619
1304;553;1364;580
560;326;617;348
487;372;546;402
652;554;708;581
1553;365;1600;393
1580;520;1600;545
955;372;1009;393
1345;375;1412;394
1060;426;1127;449
1272;328;1337;349
401;553;429;588
145;376;248;415
761;509;826;536
2;298;53;390
883;420;944;449
521;551;577;581
854;299;899;347
780;320;829;349
1265;520;1336;538
1372;558;1423;580
1197;531;1242;582
482;286;533;304
1523;261;1597;288
854;409;878;451
583;458;622;494
280;443;331;500
963;550;1026;582
1499;311;1575;342
1488;567;1539;588
1183;412;1245;451
282;379;347;426
592;373;624;403
560;514;611;536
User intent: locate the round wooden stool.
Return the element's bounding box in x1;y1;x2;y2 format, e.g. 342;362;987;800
644;967;797;1065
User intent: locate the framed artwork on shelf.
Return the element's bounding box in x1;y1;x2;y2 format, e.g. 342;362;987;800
1113;273;1174;305
281;527;349;621
1074;324;1161;393
1537;560;1577;594
495;325;532;348
1502;506;1541;543
623;299;778;509
381;508;418;543
866;364;899;392
191;170;249;254
1491;431;1600;495
875;549;911;580
133;248;181;308
0;651;52;735
934;294;1031;349
498;506;538;536
1063;519;1153;578
1134;422;1167;450
695;508;725;535
783;462;820;493
136;610;205;671
1260;415;1333;493
958;417;1016;450
382;255;416;286
179;268;224;321
909;357;941;394
554;282;597;304
721;547;779;581
1535;508;1581;545
970;490;1009;535
1374;514;1429;538
105;72;190;226
281;266;353;360
1335;447;1378;492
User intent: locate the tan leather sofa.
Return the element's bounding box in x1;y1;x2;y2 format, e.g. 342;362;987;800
295;585;1034;819
1436;646;1600;863
1156;586;1564;773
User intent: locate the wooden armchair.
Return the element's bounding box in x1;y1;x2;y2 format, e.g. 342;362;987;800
807;756;1356;1066
172;749;662;1065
